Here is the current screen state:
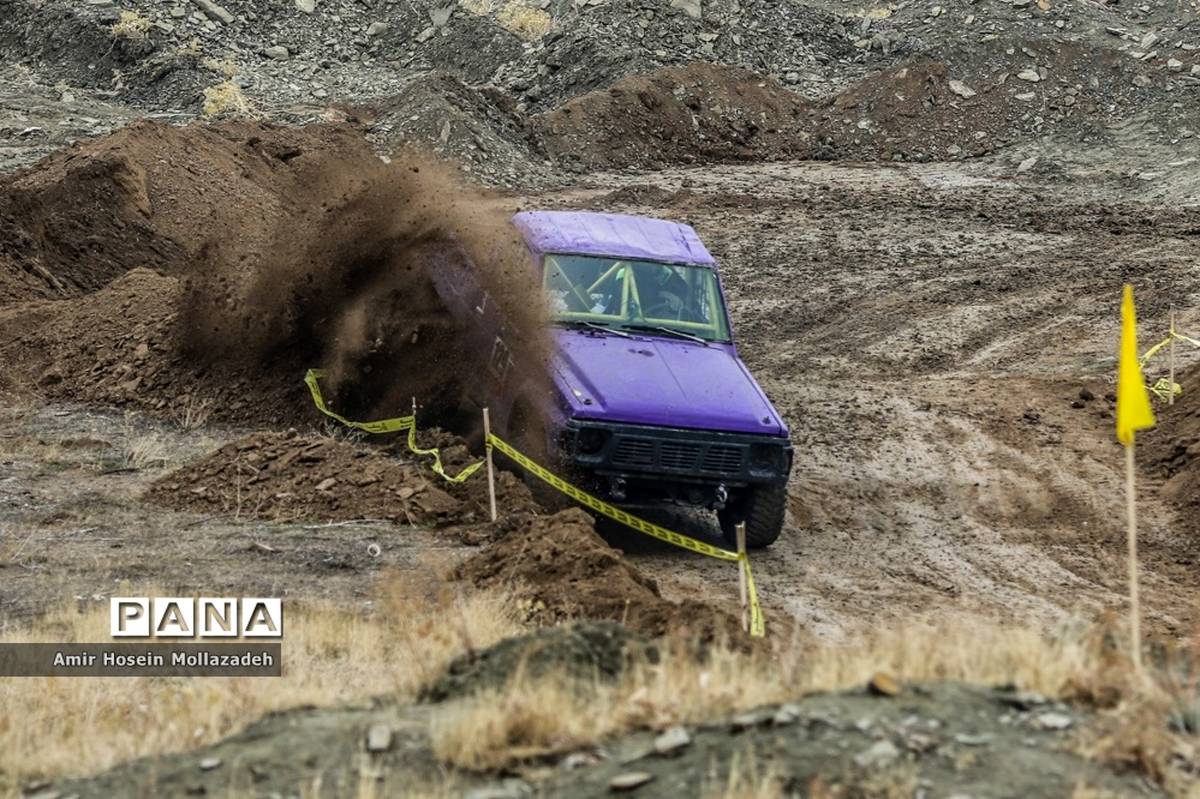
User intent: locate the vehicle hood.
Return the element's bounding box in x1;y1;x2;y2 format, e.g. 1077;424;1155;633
551;329;786;436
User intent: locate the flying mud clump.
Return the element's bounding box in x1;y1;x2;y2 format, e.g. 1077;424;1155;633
179;146;549;426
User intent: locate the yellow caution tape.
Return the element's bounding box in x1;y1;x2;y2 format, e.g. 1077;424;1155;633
1140;328;1199;403
304;369;483;484
1149;378;1182;402
487;432;766;637
1140;328;1200;366
407;422;485;484
304;368;767;636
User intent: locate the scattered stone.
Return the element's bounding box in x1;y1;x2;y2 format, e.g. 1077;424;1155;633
1167;58;1184;72
653;725;691;755
193;0;234;24
560;752;600;770
954;733;992;746
367;21;390;37
1078;389;1094;402
295;0;315;13
1133;74;1152;87
264;45;290;60
949;80;977;98
772;703;802;726
670;0;702;19
365;723;393;753
1035;712;1073;730
609;772;654;791
1017;69;1042;82
198;757;221;771
1017;155;1039;173
729;710;769;731
316;477;337;492
868;672;902;697
853;739;900;768
430;5;453;27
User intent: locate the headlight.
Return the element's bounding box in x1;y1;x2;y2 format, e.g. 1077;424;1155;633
577;428;609;455
749;443;781;471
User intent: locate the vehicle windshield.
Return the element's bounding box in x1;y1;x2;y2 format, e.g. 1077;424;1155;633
543;254;731;343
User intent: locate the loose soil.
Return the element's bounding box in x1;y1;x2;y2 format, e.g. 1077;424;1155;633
144;429;526;529
453;508;743;640
1150;363;1200;541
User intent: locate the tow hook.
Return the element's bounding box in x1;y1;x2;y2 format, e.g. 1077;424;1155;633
714;484;728;510
610;477;627;502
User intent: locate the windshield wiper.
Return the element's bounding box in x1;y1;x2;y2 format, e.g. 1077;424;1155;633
620;324;708;345
556;320;631;338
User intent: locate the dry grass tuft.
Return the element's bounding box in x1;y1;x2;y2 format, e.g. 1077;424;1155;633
459;0;496;13
0;581;522;790
202;80;251;117
702;745;785;799
172;396;214;432
459;0;550;39
496;1;552;39
201;57;239;79
110;10;151;40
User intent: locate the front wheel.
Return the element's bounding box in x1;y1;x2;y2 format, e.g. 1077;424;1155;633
718;482;786;549
507;405;569;511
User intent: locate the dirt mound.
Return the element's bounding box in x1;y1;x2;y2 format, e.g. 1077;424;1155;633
0;118;549;430
146;429;536;526
1150;364;1200;541
0;119;371;304
532;63;812;170
453;508;740;639
423;620;646;701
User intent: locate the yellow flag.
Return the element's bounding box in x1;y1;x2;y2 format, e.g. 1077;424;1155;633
1116;284;1156;446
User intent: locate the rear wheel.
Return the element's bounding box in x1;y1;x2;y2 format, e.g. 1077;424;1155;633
718;482;786;549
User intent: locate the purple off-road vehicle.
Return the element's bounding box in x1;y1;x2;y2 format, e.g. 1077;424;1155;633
434;210;792;548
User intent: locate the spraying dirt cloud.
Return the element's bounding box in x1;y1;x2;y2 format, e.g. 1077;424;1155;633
179;140;550;426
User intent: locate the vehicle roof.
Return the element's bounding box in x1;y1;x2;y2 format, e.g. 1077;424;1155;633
512;210;716;266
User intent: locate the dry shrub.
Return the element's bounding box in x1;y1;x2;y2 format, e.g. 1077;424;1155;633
496;1;552;39
0;581;521;791
202;57;239;78
202;81;251;117
459;0;496;13
110;10;151;40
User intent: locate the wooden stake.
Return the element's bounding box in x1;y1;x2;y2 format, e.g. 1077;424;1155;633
482;407;497;523
1125;441;1142;672
736;521;748;633
1168;308;1177;407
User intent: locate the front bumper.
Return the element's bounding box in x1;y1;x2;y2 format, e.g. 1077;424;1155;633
560;419;792;487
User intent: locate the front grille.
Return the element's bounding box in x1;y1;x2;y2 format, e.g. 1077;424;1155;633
659;441;701;469
612;438;655;467
607;435;746;477
702;445;743;473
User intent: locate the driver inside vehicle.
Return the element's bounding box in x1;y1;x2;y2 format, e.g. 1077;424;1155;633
633;262;694;321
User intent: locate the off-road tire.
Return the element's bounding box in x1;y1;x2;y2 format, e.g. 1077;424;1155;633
719;482;786;549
